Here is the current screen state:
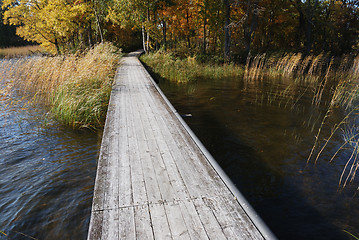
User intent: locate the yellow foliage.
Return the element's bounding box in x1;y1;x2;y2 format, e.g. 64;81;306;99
2;0;94;54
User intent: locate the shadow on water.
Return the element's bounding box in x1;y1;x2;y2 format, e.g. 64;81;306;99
158;77;358;240
189;113;346;240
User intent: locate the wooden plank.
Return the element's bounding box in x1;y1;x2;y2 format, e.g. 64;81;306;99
131;67;177;204
178;199;209;240
87;211;104;240
103;87;121;210
135;83;176;202
192;198;227;240
164;201;190;239
149;203;173;240
134;204;154;239
118;207;136;239
91;96;113;211
118;85;133;208
127;85;148;206
101;208;119;240
135;67;205;200
137;84;195;201
130;79;162;204
142;67;229;197
202;195;264;240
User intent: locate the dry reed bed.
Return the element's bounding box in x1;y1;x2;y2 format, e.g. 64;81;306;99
0;43;120;130
0;45;46;58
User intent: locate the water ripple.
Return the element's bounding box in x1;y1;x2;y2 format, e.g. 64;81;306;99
0;80;99;239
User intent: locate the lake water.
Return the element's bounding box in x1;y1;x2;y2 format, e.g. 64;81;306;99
0;78;99;239
2;60;359;239
158;76;359;240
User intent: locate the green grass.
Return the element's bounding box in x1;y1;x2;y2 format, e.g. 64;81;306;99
140;51;244;83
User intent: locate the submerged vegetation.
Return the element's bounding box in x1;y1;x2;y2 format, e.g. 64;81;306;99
0;42;120;130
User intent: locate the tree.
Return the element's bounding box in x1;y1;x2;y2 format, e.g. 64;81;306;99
2;0;94;53
0;0;29;47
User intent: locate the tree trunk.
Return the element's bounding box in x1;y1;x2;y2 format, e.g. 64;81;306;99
88;27;93;48
54;37;60;54
304;3;313;54
304;0;319;54
93;6;103;43
186;10;191;49
147;30;150;52
244;0;259;58
142;25;147;53
203;17;207;53
162;20;167;50
223;0;230;61
294;0;318;54
146;7;150;52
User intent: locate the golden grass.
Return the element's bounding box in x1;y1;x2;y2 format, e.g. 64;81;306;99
0;45;46;58
0;42;121;130
244;53;330;85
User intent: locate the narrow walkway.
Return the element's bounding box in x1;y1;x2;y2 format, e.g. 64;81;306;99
88;51;276;239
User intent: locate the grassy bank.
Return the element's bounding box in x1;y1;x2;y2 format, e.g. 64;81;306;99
140;51;244;83
0;42;121;130
0;45;46;58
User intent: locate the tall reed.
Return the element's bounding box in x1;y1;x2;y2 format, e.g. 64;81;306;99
0;42;121;130
0;45;46;58
305;55;359;188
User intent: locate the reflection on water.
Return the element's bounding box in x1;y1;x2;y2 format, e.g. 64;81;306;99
158;77;359;240
0;79;99;239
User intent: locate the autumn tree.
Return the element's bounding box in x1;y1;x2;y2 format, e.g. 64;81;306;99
0;0;28;47
2;0;95;53
1;0;358;57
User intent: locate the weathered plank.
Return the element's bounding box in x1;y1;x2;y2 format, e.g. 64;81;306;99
88;50;276;240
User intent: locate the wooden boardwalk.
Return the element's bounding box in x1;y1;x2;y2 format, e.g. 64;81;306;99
88;51;276;240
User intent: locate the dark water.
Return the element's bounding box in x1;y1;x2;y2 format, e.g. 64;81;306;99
0;79;99;239
158;77;359;240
